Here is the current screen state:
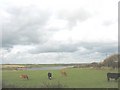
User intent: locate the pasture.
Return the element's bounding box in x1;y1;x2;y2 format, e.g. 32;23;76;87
2;68;119;88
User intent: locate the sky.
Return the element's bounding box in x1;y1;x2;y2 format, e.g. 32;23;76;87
0;0;119;64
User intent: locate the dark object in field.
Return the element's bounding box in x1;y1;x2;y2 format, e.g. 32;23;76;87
20;74;29;80
48;72;52;80
107;72;120;81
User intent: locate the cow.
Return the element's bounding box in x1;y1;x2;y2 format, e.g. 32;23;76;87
20;74;29;80
107;72;120;81
48;72;52;80
60;69;67;77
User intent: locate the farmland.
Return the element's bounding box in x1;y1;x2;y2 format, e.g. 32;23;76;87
2;67;119;88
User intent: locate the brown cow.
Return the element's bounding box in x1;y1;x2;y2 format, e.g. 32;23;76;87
60;69;67;77
20;74;29;80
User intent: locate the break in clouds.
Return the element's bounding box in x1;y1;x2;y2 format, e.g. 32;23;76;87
1;0;118;64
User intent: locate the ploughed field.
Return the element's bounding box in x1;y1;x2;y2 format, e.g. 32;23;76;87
2;68;119;88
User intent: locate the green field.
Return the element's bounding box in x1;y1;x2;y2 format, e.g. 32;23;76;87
2;68;119;88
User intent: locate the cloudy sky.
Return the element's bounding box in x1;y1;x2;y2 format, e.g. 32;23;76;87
0;0;119;64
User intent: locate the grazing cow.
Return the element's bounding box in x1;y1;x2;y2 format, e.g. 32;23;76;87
107;73;120;81
20;74;29;80
61;70;67;77
48;72;52;80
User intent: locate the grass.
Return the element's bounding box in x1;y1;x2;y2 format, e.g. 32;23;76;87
2;68;119;88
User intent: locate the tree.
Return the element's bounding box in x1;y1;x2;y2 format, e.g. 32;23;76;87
102;54;120;69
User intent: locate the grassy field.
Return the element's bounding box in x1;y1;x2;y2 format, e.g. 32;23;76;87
2;68;119;88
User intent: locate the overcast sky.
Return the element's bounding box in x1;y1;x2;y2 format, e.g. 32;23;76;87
0;0;119;64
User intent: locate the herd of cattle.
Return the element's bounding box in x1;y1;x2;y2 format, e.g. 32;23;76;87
20;70;120;81
20;69;67;80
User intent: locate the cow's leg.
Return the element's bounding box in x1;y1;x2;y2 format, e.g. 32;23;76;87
107;77;110;81
65;73;67;76
49;77;51;80
48;76;50;80
27;76;29;80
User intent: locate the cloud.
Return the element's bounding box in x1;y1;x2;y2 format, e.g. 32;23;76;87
58;8;92;29
2;6;52;48
29;41;117;55
1;0;118;64
2;41;117;64
29;41;77;54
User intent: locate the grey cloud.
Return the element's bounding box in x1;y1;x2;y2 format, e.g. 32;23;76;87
2;6;51;48
29;42;78;54
69;42;118;62
2;41;118;64
29;41;118;56
58;8;92;29
82;42;117;55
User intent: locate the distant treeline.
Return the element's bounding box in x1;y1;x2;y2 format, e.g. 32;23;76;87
2;53;120;70
73;54;120;69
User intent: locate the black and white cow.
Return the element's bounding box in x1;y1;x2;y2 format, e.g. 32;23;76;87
107;72;120;81
48;72;52;80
